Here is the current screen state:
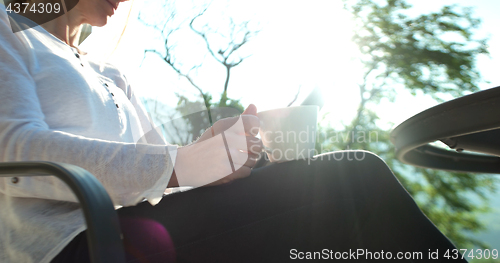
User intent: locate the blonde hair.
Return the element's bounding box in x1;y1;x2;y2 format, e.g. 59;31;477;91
105;0;135;55
94;0;136;69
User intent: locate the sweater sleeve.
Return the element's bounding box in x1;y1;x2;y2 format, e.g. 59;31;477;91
90;61;180;203
0;9;176;207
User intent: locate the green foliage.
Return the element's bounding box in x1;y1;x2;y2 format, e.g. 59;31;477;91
217;91;245;113
323;0;498;248
347;0;488;101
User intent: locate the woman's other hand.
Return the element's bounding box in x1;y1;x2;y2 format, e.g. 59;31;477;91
169;104;262;188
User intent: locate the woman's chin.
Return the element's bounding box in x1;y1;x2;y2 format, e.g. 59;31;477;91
89;17;109;27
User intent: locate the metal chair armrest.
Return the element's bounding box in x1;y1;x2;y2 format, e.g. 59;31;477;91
0;161;125;263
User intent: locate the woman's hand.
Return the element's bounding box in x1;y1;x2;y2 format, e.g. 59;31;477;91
168;104;262;188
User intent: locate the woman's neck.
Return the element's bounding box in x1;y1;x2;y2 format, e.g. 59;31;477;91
39;13;83;48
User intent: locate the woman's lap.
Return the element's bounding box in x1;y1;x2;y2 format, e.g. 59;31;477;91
51;151;463;262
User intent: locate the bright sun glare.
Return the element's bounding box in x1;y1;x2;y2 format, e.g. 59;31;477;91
80;0;498;130
81;0;363;126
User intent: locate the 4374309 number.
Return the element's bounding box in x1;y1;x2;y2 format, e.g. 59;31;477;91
6;3;61;14
444;249;498;260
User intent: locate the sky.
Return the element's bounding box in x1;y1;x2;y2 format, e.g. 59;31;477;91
81;0;500;129
82;0;363;125
80;0;500;247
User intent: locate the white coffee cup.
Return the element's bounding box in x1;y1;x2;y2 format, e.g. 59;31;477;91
257;105;319;163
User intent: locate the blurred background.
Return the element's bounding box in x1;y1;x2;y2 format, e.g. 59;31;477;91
81;0;499;261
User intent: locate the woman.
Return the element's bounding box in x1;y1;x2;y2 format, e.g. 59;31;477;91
0;0;465;262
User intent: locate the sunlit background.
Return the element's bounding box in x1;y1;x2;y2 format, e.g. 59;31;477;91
81;0;500;252
82;0;500;127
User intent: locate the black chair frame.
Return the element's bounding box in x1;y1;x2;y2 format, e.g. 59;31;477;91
0;161;126;263
390;86;500;174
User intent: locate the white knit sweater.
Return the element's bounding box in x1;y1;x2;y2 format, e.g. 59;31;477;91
0;6;177;263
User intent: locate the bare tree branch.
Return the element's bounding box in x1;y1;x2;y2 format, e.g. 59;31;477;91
140;1;260;114
189;9;223;64
188;7;260;97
